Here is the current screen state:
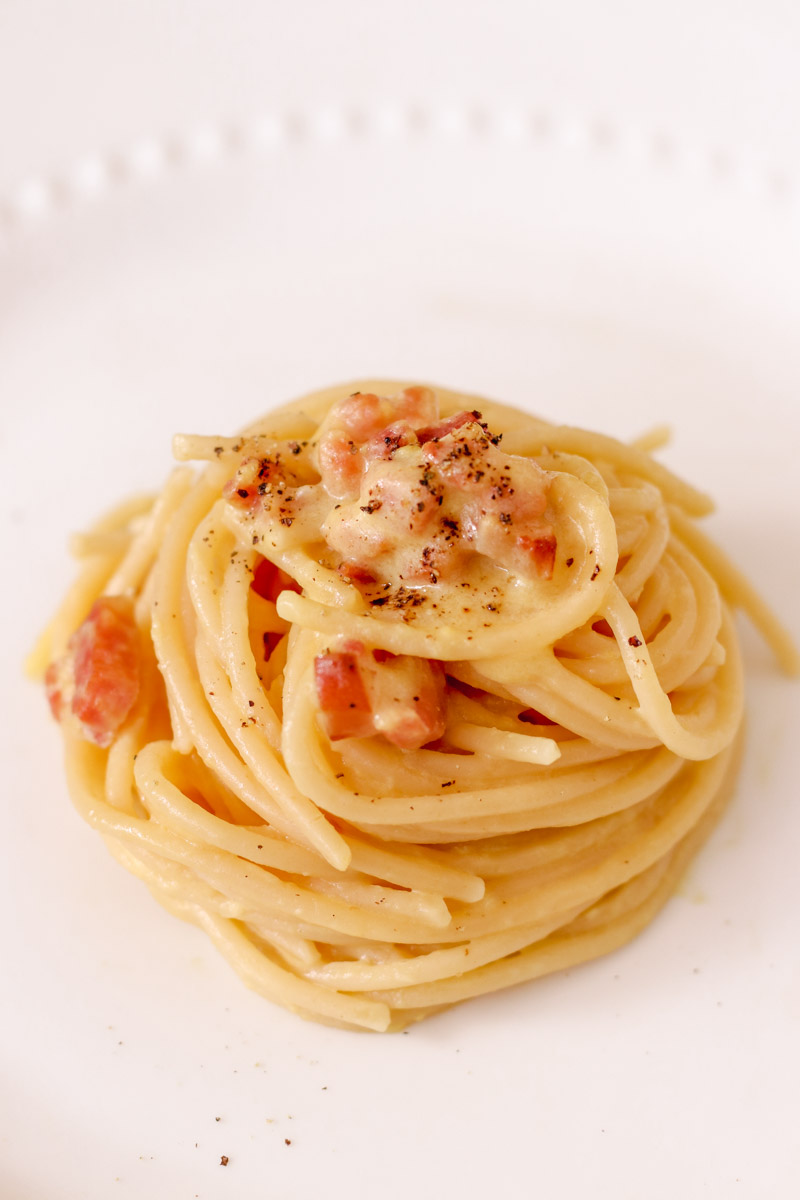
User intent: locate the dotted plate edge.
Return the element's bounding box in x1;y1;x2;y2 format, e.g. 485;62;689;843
0;104;795;250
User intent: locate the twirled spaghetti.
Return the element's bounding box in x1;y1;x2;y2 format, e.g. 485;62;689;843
32;381;798;1031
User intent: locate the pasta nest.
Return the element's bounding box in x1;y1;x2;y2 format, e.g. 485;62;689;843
37;381;796;1031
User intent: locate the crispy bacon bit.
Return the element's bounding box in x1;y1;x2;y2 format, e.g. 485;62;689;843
340;638;367;654
317;430;364;499
334;392;387;441
516;533;557;580
251;559;298;660
46;596;141;748
314;645;446;749
71;598;141;747
362;421;419;462
417;410;483;443
393;385;438;427
314;650;374;740
251;558;300;604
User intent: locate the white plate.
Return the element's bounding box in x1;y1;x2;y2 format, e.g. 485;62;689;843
2;110;799;1200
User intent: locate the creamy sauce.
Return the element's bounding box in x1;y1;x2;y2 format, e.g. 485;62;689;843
223;387;561;644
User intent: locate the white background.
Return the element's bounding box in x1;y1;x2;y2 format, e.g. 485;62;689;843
1;0;800;189
1;4;799;1199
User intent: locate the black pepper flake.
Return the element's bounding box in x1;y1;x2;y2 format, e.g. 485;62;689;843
628;636;642;647
220;1156;229;1166
566;557;574;567
284;1139;292;1146
441;780;456;787
418;468;443;501
360;500;382;515
373;587;428;613
279;516;294;526
499;512;512;525
591;565;601;580
214;445;223;457
237;488;249;499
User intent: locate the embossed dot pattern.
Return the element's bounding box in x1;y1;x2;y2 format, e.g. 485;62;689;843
0;106;795;248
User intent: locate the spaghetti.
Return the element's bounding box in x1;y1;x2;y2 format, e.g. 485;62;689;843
32;381;798;1031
